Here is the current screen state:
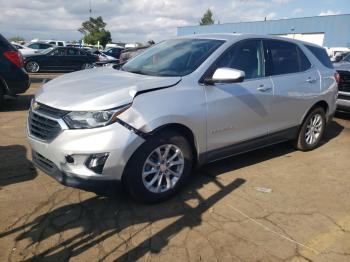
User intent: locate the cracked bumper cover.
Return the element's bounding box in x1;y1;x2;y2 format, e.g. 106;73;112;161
27;121;145;189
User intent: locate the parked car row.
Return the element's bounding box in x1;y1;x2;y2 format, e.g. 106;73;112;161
11;39;150;73
24;47;99;73
12;42;53;56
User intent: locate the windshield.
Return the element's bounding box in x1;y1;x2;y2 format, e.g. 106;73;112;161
342;53;350;62
122;39;224;77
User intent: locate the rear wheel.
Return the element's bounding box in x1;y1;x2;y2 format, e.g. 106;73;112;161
294;107;326;151
124;130;193;203
25;61;40;73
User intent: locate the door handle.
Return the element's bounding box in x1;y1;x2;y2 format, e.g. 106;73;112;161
306;77;317;83
257;85;272;92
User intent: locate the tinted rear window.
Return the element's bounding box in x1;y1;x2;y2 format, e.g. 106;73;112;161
0;34;15;52
305;45;333;69
265;40;311;76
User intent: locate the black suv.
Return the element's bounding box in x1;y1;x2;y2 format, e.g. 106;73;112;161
0;34;30;104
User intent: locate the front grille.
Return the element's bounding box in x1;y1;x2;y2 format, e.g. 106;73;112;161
35;102;68;117
338;70;350;93
28;110;62;141
32;151;57;174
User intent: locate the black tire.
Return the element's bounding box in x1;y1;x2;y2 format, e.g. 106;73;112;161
25;61;40;73
124;130;193;203
294;107;326;151
81;63;93;70
0;93;4;106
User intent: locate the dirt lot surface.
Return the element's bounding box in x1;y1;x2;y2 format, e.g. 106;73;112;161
1;74;350;261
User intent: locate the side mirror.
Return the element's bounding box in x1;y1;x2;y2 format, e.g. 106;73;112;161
204;68;245;85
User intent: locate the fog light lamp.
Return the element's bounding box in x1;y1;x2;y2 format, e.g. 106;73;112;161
85;153;109;174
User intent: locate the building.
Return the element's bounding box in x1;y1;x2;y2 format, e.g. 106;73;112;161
177;14;350;48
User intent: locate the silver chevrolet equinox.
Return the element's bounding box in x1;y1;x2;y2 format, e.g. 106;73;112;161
27;34;338;202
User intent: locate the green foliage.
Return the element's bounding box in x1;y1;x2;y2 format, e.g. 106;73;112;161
78;16;112;47
199;9;215;25
9;36;25;43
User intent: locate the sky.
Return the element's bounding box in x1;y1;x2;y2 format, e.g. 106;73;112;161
0;0;349;43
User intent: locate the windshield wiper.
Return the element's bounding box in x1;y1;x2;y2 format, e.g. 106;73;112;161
127;69;146;75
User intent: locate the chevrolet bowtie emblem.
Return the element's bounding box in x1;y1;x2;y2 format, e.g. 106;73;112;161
33;102;40;110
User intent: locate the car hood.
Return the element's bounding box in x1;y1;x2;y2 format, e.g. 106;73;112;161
333;61;350;71
35;67;181;111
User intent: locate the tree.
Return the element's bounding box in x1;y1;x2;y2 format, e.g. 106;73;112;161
199;9;214;25
9;36;25;43
78;16;112;47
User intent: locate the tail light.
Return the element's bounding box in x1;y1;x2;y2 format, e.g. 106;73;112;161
3;50;24;68
334;72;340;85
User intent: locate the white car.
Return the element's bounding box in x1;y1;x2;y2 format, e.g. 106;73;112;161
27;34;338;202
12;43;37;56
15;42;53;56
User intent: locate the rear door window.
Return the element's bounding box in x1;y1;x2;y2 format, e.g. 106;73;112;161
305;45;333;69
264;40;311;76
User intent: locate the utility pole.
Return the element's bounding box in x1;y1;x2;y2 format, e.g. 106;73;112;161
89;0;92;17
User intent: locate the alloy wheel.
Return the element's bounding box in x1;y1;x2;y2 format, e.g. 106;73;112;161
305;113;323;145
142;144;184;193
26;62;39;73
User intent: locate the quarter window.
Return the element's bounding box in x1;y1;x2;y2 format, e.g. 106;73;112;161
264;40;311;76
305;44;333;68
214;40;265;79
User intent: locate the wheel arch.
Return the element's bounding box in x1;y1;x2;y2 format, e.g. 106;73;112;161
301;100;329;125
147;123;199;166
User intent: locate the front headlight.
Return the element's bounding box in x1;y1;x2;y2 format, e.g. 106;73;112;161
63;104;131;129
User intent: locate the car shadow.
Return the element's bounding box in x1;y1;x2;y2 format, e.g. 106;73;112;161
0;145;37;188
321;120;345;145
0;174;246;261
0;94;33;112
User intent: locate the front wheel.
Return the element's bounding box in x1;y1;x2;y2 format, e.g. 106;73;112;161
294;107;326;151
25;61;40;73
124;130;193;203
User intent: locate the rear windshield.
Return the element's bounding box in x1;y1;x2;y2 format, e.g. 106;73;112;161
0;34;15;52
305;45;333;69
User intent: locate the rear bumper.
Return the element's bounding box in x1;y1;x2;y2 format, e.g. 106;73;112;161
337;92;350;111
